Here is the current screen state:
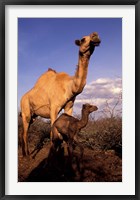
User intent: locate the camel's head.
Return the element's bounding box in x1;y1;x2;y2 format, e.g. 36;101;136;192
82;104;98;113
75;32;101;57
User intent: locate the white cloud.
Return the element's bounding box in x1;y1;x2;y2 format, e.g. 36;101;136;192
73;77;122;118
92;78;113;85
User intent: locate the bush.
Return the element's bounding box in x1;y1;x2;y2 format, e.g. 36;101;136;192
18;113;122;157
78;117;122;157
18;115;51;150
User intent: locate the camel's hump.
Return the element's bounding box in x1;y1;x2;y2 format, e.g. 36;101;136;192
47;68;57;73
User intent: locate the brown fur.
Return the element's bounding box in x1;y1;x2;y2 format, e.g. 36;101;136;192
51;104;98;158
20;32;101;156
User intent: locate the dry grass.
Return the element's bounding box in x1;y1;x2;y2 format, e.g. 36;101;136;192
78;117;122;157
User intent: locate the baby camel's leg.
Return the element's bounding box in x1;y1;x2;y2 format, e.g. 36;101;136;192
73;135;84;160
73;135;84;176
51;126;63;150
67;137;74;161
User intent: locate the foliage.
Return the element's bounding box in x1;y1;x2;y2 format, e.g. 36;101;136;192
78;117;122;157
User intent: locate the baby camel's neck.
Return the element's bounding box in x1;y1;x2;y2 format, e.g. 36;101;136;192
77;109;89;130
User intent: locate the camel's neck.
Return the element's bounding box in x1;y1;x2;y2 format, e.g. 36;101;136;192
73;54;90;93
77;109;89;130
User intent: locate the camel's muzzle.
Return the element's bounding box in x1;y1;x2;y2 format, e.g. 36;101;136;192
91;35;101;46
91;39;101;46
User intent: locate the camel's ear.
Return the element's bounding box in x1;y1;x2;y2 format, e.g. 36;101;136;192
75;40;81;46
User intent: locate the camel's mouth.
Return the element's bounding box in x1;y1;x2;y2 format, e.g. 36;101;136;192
91;40;101;47
90;32;101;46
93;42;100;46
93;106;98;111
83;104;98;112
90;105;98;112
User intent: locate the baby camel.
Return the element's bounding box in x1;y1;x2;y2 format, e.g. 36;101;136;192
51;104;98;157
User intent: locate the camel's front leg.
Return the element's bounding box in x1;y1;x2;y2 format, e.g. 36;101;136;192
50;107;62;141
64;98;75;116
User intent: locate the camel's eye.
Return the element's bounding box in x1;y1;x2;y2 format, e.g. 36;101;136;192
83;104;86;108
81;38;85;43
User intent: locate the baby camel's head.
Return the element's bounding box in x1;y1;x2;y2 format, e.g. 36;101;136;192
82;104;98;113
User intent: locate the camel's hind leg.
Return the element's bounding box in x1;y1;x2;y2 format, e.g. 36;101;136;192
22;113;31;156
21;96;31;156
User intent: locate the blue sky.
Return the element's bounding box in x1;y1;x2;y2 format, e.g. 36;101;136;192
18;18;122;113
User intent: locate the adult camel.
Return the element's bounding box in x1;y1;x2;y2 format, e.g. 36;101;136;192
20;32;101;156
